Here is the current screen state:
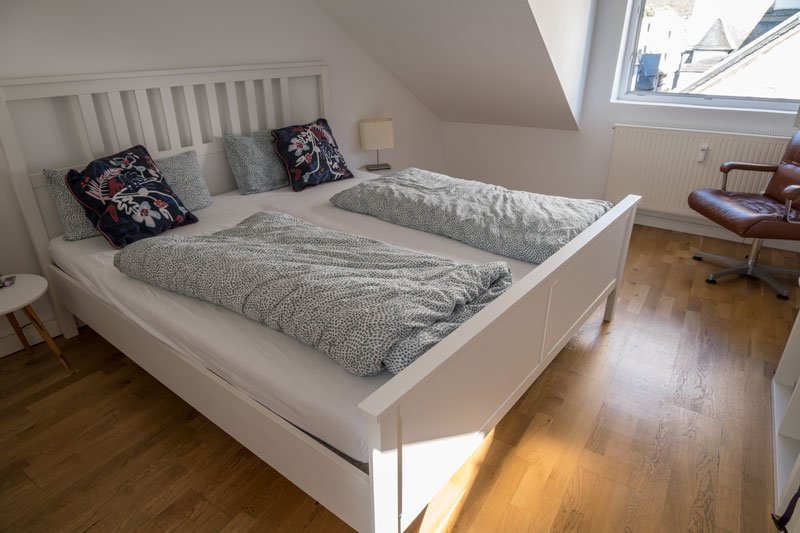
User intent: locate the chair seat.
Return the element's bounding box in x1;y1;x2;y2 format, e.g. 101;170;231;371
688;188;800;239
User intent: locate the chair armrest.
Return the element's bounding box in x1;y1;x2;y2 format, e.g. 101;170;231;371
783;185;800;201
719;162;780;191
783;186;800;224
720;162;780;174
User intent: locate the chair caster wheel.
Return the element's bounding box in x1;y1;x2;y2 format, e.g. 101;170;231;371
692;255;703;261
778;293;790;301
705;278;717;285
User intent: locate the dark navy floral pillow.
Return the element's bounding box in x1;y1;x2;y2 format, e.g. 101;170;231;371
272;118;354;192
65;145;197;248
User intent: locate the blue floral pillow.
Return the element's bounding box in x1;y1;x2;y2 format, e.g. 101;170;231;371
272;118;353;192
65;145;197;248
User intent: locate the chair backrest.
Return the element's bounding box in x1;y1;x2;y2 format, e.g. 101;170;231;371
766;129;800;207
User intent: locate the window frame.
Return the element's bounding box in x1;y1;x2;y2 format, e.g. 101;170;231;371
615;0;800;112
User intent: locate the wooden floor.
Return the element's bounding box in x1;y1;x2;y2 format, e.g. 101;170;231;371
0;226;797;532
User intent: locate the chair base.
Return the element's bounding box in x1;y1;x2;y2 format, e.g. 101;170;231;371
692;239;799;300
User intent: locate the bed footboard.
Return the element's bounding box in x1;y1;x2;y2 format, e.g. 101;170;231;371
360;195;639;532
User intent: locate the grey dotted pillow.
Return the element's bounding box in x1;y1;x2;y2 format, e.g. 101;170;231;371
43;168;99;241
46;149;211;241
223;131;288;194
42;150;211;241
155;150;212;211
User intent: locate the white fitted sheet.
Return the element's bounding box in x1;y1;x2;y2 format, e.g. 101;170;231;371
49;171;535;462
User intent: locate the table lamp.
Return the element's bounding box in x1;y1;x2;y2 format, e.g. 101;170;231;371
360;118;394;171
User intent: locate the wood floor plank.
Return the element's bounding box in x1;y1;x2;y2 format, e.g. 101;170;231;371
219;511;259;532
6;406;200;531
0;226;793;532
620;411;677;533
140;489;232;533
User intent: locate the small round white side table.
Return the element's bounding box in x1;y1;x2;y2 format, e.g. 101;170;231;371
1;274;72;372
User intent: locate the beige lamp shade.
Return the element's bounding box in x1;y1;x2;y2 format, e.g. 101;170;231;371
360;118;395;151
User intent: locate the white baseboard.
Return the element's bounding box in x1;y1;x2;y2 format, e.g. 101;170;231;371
0;317;62;358
635;210;800;253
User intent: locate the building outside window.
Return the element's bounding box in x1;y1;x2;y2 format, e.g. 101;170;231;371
618;0;800;110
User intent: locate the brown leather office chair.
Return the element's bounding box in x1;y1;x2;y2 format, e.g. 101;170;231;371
688;130;800;300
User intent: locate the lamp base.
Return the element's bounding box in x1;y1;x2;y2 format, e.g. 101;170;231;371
365;163;391;171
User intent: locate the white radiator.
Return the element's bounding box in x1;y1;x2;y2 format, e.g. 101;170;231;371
605;124;790;218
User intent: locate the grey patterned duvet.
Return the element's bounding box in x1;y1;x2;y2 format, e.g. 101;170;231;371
114;212;511;376
330;168;613;264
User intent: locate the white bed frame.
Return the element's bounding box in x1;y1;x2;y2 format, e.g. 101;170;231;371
0;63;640;532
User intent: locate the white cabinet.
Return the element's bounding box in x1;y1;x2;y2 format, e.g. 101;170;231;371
774;307;800;512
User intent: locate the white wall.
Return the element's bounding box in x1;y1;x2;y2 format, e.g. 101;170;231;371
0;0;444;355
529;0;597;120
314;0;579;130
443;0;797;199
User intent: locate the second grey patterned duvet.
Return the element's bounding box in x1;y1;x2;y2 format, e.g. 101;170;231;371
114;212;511;376
330;168;613;264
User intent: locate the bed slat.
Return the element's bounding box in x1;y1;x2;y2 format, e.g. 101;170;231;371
159;87;182;150
134;89;159;152
244;80;259;133
263;79;276;130
182;85;204;145
205;83;223;139
107;91;131;150
69;97;95;161
225;81;241;135
77;93;105;157
279;78;291;126
319;66;330;119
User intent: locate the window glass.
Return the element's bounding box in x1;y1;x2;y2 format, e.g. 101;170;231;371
625;0;800;102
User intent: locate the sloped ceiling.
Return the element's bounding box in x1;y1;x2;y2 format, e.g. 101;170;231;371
314;0;587;130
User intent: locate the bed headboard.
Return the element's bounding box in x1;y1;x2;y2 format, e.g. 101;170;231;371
0;62;329;237
0;62;329;333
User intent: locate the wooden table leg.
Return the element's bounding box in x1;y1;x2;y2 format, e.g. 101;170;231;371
6;312;32;354
22;305;73;373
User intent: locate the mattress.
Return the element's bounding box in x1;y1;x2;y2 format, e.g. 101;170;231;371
49;171;536;462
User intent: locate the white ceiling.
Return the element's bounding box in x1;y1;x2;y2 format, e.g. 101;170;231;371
314;0;587;130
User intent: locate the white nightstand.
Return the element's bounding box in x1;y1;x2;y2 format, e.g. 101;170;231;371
1;274;72;372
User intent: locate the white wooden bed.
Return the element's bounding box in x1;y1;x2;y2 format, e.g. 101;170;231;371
0;63;640;532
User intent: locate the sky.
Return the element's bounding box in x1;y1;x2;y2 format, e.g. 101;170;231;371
645;0;775;46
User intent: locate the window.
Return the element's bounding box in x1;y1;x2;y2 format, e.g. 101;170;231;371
617;0;800;110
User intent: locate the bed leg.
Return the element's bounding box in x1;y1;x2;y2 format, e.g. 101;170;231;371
603;287;618;322
45;268;79;338
604;209;635;324
54;303;79;338
369;412;401;533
